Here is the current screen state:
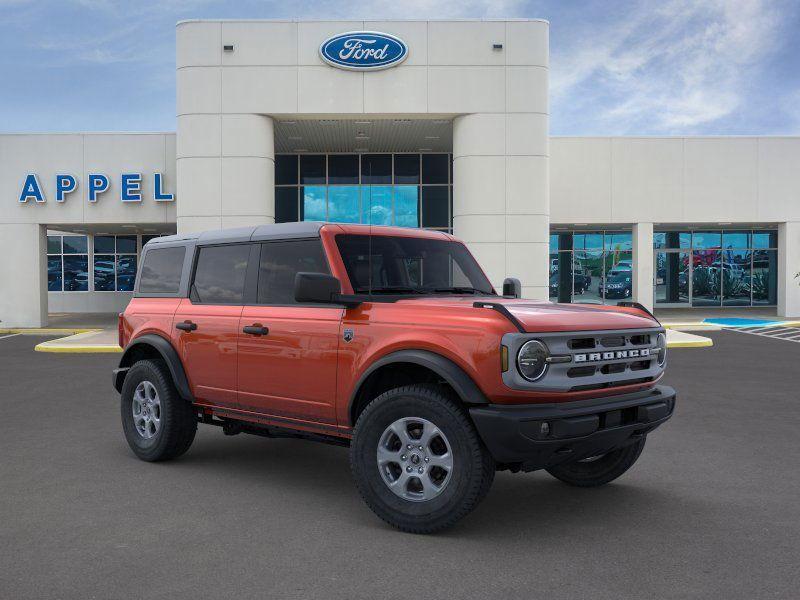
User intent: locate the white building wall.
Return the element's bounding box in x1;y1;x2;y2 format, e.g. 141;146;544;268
176;19;551;297
0;133;176;326
551;136;800;316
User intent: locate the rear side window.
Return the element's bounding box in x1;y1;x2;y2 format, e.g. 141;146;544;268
139;247;186;294
258;240;329;304
192;244;251;304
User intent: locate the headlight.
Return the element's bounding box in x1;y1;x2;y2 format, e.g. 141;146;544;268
656;332;667;366
517;340;549;381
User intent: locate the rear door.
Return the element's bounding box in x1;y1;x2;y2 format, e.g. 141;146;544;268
237;239;343;426
172;243;256;408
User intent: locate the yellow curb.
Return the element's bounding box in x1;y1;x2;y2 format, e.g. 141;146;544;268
0;328;100;335
34;343;122;353
667;338;714;348
662;323;721;330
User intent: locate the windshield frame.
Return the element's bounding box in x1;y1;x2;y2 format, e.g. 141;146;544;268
334;233;496;298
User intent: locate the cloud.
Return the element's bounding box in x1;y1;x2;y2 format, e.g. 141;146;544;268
551;0;792;134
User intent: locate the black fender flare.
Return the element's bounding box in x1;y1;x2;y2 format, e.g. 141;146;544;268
113;334;194;401
349;349;488;423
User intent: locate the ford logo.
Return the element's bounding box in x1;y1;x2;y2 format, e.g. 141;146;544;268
319;31;408;71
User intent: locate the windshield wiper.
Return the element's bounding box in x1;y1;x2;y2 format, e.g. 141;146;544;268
431;287;495;295
354;286;429;295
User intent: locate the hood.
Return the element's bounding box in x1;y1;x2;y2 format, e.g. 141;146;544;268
394;296;658;332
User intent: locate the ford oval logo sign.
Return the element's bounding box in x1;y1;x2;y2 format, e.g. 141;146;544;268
319;31;408;71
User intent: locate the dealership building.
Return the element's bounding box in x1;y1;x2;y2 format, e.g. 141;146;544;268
1;18;799;327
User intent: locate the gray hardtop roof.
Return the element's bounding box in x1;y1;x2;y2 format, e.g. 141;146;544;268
145;222;325;247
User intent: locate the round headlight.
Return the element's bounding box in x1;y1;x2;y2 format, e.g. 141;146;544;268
656;332;667;366
517;340;549;381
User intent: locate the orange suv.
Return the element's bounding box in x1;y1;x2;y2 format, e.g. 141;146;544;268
114;223;675;533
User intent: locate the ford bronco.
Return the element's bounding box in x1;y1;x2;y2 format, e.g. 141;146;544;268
114;222;675;533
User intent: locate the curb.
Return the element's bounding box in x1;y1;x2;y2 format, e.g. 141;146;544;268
34;343;122;354
0;328;100;335
666;338;713;348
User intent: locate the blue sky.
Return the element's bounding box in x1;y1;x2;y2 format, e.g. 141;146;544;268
1;0;798;135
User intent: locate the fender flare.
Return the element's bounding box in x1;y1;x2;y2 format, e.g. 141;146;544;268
349;349;488;422
113;334;194;401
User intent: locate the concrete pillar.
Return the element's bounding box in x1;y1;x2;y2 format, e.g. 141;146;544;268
778;221;800;318
453;113;549;300
632;222;654;311
0;224;47;327
177;114;275;234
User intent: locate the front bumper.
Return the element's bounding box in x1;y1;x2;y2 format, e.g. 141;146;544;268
469;385;676;472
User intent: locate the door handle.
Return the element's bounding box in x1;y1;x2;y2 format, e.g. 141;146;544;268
175;320;197;332
242;324;269;336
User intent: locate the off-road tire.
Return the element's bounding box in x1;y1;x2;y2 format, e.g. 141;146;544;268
120;359;197;462
350;384;495;534
546;437;646;487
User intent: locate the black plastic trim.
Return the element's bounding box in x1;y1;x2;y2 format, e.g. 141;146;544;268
114;334;194;401
617;301;660;324
349;349;488;424
469;385;676;469
472;301;526;332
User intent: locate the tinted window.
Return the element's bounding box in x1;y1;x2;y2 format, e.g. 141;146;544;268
63;235;88;254
275;187;299;223
394;154;420;184
328;155;359;184
139;246;186;294
336;234;493;295
300;155;326;184
116;235;137;254
257;240;329;305
421;154;448;184
361;154;392;184
94;235;115;253
192;245;250;304
275;155;298;185
421;186;448;228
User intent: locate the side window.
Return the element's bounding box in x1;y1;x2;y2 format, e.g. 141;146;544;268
139;247;186;294
258;240;329;304
192;244;250;304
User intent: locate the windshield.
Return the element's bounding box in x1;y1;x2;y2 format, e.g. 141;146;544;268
335;234;495;295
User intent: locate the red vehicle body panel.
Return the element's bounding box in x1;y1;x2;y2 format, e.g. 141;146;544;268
122;224;661;440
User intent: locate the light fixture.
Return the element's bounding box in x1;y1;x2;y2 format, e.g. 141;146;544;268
223;44;235;52
288;136;302;140
354;147;368;152
419;147;433;152
280;120;297;125
425;136;440;140
492;43;503;50
355;120;372;125
293;148;308;152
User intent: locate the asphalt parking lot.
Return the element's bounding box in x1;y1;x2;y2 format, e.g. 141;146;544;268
1;331;799;599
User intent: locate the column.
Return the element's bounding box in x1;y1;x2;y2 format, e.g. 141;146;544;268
0;224;47;327
453;113;549;299
632;222;654;311
778;221;800;318
177;114;275;234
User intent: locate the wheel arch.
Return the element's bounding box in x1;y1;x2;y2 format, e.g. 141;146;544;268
114;334;193;402
348;349;488;427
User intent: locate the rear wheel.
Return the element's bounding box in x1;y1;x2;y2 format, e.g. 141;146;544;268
350;385;494;534
546;437;646;487
120;359;197;462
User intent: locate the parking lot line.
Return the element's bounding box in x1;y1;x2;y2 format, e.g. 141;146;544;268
0;333;21;341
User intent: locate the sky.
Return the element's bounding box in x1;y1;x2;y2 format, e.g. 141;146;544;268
0;0;798;135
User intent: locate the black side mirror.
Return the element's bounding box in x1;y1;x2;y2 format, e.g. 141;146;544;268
502;277;522;298
295;272;341;304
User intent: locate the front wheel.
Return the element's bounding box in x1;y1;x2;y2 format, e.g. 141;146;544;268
546;437;646;487
350;385;495;534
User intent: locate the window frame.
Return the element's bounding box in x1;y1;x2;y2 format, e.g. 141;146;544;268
47;234;90;293
93;234;139;293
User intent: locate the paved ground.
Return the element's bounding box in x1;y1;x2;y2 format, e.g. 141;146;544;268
1;332;798;600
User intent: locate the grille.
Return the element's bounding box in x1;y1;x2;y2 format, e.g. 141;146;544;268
502;327;665;393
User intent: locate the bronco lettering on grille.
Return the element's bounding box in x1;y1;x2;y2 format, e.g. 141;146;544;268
574;348;651;363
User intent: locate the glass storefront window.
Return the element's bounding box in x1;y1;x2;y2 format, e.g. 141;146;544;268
573;233;603;250
654;229;778;307
327;186;360;223
573;250;602;303
94;254;116;291
47;256;62;291
604;232;632;251
394;186;419;228
277;153;453;232
655;251;690;305
692;231;721;249
63;235;88;254
63;255;89;291
362;185;392;225
47;234;88;292
302;186;326;221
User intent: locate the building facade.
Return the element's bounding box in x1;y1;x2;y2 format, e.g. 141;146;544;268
1;19;798;327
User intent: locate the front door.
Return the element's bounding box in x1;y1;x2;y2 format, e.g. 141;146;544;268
172;243;253;408
237;239;342;426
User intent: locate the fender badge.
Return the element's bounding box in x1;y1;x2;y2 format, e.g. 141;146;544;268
343;328;355;343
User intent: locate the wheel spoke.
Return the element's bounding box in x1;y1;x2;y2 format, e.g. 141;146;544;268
377;446;400;465
389;421;411;445
419;422;442;450
428;452;453;471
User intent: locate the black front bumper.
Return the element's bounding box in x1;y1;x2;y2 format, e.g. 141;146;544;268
469;385;676;472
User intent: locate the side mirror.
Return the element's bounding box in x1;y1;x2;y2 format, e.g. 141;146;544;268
295;272;341;304
502;277;522;298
